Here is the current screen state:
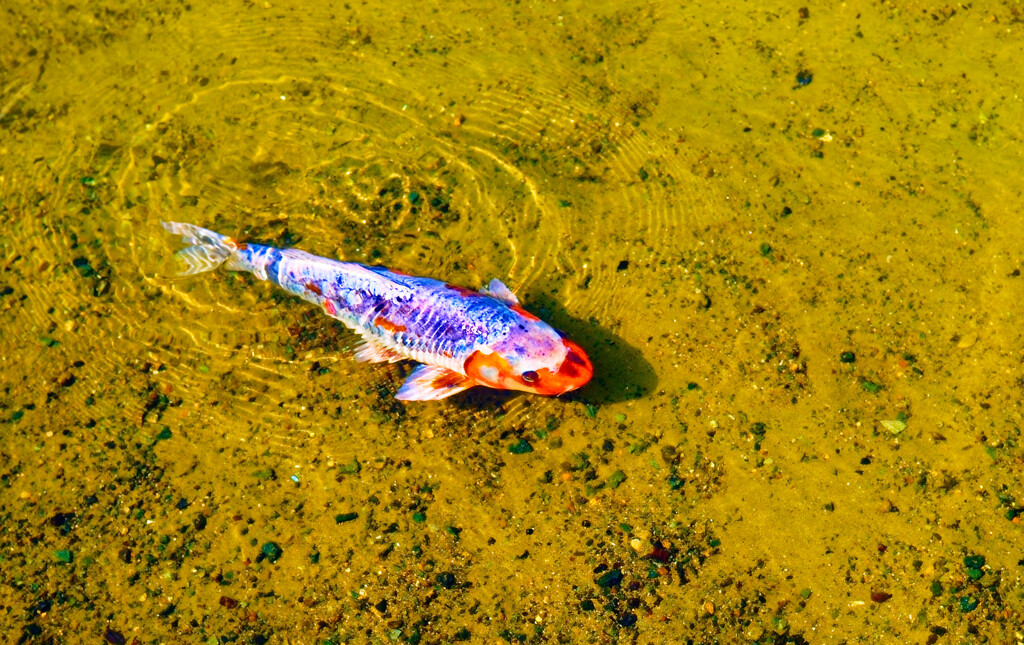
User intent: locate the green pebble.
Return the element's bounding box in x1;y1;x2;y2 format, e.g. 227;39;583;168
335;512;358;523
608;470;626;489
666;475;684;490
54;549;73;563
155;427;172;441
966;567;984;581
930;580;942;596
759;243;773;257
337;459;361;474
198;365;210;374
860;380;883;394
614;413;626;423
261;542;283;563
412;511;426;523
963;554;985;569
839;351;856;363
509;439;533;454
959;596;979;612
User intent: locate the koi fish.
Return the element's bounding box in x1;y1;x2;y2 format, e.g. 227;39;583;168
162;222;592;401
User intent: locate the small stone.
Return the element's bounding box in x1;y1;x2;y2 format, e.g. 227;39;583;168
436;572;456;589
963;554;985;569
335;512;359;523
956;332;978;349
596;569;623;588
870;591;892;603
704;601;715;615
880;419;906;434
260;542;283;563
509;439;533;454
219;596;239;609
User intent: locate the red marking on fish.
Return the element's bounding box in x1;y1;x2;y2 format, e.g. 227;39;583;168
511;304;540;322
374;316;407;334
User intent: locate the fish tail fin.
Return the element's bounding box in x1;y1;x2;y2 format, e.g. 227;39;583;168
162;221;245;275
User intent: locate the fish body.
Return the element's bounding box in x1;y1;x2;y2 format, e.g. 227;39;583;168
162;222;592;401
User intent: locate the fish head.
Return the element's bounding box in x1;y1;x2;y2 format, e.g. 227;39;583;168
464;322;593;396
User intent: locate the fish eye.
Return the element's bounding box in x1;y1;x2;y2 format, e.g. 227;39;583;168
521;370;538;383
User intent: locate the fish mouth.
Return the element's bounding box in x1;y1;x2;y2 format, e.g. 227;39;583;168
546;338;593;394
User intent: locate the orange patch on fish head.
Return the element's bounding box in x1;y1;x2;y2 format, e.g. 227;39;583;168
464;338;593;396
464;350;514;390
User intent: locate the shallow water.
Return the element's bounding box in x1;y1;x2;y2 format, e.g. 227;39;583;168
2;1;1022;642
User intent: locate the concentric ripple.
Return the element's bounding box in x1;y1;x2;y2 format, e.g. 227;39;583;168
2;0;725;446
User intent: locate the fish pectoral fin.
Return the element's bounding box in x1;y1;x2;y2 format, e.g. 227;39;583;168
353;337;406;364
480;278;519;305
395;364;476;401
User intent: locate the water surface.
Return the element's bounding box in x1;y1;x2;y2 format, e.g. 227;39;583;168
2;1;1022;642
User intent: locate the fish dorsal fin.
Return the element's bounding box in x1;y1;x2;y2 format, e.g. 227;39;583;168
395;364;476;401
480;278;519;305
353;337;407;364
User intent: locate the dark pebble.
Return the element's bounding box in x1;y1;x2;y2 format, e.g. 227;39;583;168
580;599;595;611
839;351;856;363
618;612;638;627
617;260;629;271
648;543;671;563
49;512;74;528
335;512;359;523
596;569;623;588
959;595;979;612
175;498;189;510
436;572;456;589
193;515;208;531
261;542;283;563
795;69;813;87
72;257;95;278
375;599;388;613
963;554;985;569
219;595;239;609
103;629;126;645
509;438;533;454
25;625;42;637
870;591;892;603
